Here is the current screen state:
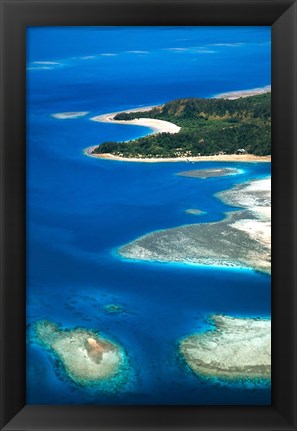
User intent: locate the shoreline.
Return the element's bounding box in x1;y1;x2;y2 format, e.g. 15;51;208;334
89;153;271;163
89;104;181;135
214;85;271;100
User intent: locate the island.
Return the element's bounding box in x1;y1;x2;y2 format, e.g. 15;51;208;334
179;314;271;382
118;176;271;274
33;320;129;389
89;92;271;161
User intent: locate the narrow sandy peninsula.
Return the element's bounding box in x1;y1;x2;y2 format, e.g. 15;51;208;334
90;106;180;135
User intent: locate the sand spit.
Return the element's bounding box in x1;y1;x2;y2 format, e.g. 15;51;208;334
180;315;271;381
215;85;271;100
90;105;180;135
33;320;129;389
119;177;271;274
84;105;179;158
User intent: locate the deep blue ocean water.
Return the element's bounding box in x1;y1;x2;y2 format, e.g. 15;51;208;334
26;27;271;405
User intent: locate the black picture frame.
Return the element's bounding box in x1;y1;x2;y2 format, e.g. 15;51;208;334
0;1;296;430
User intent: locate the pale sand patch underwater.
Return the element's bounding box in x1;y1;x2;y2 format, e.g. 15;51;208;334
52;111;89;119
180;315;271;381
185;209;206;216
118;177;271;274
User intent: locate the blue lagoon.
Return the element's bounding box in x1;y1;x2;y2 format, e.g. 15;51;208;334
26;26;271;405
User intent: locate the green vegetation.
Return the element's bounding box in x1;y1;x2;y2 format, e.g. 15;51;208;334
92;93;271;158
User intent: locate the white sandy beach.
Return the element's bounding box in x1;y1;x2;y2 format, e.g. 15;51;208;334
90;106;180;135
91;153;271;163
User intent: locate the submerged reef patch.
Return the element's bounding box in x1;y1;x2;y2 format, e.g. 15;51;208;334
32;320;130;391
185;209;206;216
118;177;271;274
179;314;271;384
177;167;241;179
103;303;125;314
52;112;89;120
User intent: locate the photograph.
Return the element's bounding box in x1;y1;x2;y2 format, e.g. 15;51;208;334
26;26;271;406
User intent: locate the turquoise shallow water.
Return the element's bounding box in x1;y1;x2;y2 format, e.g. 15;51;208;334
26;26;271;405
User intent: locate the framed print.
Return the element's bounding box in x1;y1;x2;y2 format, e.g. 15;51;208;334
0;1;296;430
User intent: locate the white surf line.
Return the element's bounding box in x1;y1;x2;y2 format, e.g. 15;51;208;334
214;85;271;100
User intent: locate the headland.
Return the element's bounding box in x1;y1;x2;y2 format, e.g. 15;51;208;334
87;91;271;162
